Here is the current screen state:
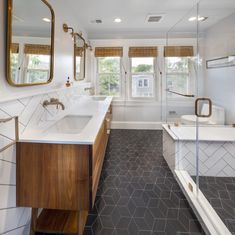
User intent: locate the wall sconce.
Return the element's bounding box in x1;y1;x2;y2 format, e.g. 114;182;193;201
63;23;74;35
85;41;93;51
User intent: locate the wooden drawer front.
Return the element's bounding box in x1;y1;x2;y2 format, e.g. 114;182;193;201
92;120;108;206
16;143;90;210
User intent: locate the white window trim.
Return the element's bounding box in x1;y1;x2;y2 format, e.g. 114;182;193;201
129;57;157;101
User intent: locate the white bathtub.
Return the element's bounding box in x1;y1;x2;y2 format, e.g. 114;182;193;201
165;125;235;142
162;124;235;177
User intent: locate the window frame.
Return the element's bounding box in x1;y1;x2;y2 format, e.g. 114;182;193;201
129;57;157;100
165;57;195;100
96;56;122;98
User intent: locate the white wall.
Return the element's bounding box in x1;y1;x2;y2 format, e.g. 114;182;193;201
0;1;90;234
204;13;235;124
89;39;197;128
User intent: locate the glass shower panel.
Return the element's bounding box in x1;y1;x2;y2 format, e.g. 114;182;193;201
197;0;235;233
165;5;199;179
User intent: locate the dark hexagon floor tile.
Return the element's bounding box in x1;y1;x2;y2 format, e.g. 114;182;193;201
82;130;205;235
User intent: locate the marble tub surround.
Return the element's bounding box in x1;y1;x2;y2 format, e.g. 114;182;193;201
20;96;113;144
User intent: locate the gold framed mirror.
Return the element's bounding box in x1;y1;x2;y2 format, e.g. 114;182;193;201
73;33;86;81
7;0;55;86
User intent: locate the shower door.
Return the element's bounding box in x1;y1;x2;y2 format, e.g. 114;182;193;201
196;1;235;234
165;1;235;234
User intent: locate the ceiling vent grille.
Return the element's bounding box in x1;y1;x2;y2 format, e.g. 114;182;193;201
146;15;164;23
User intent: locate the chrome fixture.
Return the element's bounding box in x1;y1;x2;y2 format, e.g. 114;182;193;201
42;98;65;110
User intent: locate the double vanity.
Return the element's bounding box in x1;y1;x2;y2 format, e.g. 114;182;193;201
16;96;112;235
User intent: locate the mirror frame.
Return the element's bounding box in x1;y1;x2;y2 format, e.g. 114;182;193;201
74;33;86;81
6;0;55;87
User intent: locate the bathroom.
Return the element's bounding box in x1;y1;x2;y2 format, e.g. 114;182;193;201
0;0;235;234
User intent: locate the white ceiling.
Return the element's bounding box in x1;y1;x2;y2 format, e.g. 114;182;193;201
13;0;52;37
66;0;235;39
12;0;235;39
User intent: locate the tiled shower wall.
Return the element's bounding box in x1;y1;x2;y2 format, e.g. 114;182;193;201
0;85;89;235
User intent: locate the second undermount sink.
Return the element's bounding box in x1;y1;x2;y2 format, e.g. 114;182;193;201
48;115;92;134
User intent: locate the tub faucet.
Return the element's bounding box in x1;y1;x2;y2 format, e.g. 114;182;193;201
42;98;65;110
84;87;95;95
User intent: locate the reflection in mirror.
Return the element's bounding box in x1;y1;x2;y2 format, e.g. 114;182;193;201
7;0;54;86
74;33;86;81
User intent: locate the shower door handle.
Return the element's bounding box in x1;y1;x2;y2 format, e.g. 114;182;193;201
195;98;212;118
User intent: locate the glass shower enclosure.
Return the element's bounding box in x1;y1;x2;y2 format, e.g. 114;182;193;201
164;1;235;234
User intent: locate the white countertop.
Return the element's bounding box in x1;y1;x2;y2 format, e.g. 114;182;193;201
20;96;113;145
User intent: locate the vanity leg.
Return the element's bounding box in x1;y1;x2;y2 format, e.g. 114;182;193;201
30;208;38;235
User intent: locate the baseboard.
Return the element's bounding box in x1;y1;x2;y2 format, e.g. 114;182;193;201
111;121;163;130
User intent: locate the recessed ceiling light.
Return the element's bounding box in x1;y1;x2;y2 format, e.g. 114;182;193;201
43;17;51;23
188;16;208;22
114;18;122;23
198;16;208;22
188;16;197;22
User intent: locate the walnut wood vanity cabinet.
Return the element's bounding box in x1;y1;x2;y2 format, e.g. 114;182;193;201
16;106;112;235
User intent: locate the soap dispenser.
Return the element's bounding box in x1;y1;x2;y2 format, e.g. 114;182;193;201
66;77;71;87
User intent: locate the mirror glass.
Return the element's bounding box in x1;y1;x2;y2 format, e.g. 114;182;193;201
7;0;54;86
74;34;86;81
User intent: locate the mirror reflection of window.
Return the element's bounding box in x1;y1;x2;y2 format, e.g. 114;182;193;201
75;47;83;80
10;43;20;83
8;0;54;86
23;44;50;83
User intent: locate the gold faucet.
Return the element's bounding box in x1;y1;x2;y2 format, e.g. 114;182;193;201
84;87;95;95
42;98;65;110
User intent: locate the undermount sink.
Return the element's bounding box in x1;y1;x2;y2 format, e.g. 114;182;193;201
48;115;92;134
91;96;107;101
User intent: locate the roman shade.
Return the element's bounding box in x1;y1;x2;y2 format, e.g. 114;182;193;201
128;47;158;57
11;43;19;53
75;47;84;57
95;47;123;57
24;44;51;55
164;46;194;57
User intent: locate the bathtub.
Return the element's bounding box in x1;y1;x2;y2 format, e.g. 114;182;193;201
162;124;235;177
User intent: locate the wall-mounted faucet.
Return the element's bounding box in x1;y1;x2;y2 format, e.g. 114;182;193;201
84;87;95;95
42;98;65;110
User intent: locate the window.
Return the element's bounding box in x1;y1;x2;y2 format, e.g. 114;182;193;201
76;56;81;78
11;53;19;83
25;54;50;83
97;57;121;96
131;57;155;98
11;43;20;83
166;57;194;98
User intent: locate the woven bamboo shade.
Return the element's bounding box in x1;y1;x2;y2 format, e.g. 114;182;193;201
24;44;51;55
11;43;19;53
75;47;84;57
128;47;158;57
95;47;123;57
164;46;194;57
